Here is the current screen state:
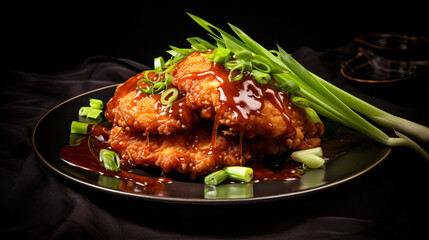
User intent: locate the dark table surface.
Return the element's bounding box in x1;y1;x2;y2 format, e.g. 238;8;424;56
2;2;429;239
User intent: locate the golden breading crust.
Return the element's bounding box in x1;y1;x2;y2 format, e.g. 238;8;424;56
108;125;253;179
172;51;324;150
105;72;201;135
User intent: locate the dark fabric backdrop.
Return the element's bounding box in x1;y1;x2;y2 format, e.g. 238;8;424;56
2;2;429;239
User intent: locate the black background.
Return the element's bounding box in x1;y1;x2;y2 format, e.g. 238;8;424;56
5;2;428;74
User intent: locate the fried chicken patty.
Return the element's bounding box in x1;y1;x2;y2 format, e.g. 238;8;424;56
105;71;201;135
108;125;252;178
172;51;324;150
104;51;324;177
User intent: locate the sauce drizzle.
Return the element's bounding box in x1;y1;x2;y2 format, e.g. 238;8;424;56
59;125;170;194
177;62;296;160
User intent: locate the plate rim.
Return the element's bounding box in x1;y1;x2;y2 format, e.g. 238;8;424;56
32;85;392;205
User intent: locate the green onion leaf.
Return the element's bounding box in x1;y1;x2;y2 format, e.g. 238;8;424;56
160;88;179;105
137;78;154;94
223;166;253;183
169;45;194;55
305;107;321;123
143;70;157;80
89;98;103;110
70;121;89;135
168;14;429;160
269;50;281;58
211;47;231;63
204;169;228;185
291;96;310;108
187;37;216;51
99;149;121;171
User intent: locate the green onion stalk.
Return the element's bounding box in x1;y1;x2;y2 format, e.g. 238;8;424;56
176;13;429;160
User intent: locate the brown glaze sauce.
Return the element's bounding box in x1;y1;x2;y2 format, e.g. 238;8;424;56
178;63;294;133
60;124;305;187
249;161;304;182
60;125;171;194
60;56;331;189
177;62;296;161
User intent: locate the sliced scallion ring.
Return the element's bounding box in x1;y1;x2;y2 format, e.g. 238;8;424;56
152;82;166;94
79;106;91;117
137;78;154;94
251;58;272;73
99;149;121;171
228;63;245;82
160;88;179;105
153;56;165;72
251;69;271;84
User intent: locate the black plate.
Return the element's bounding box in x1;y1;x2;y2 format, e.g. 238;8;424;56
32;85;391;204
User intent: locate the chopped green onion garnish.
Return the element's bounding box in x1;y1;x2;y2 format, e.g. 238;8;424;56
251;69;271;84
204;166;254;185
153;56;165;71
251;58;272;73
137;78;154;94
160;88;179;105
291;147;325;168
204;169;228;185
136;56;178;96
223;166;253;183
291;96;310;108
211;47;231;63
70;121;89;135
153;81;166;94
228;63;245;82
87;108;103;119
78;106;91;117
144;70;158;80
89;98;103;110
99;149;121;171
